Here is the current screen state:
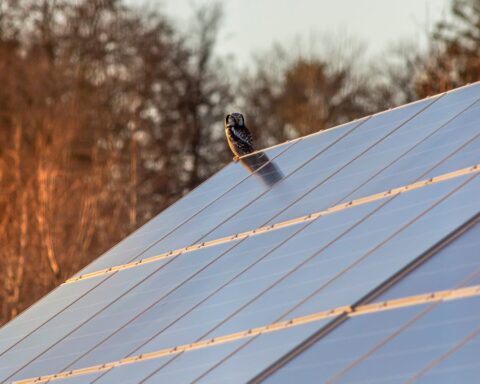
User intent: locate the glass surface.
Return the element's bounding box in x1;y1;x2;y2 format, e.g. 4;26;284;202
78;143;294;275
372;222;480;302
341;94;480;204
0;277;100;355
204;97;438;240
422;133;479;179
127;119;367;263
336;296;480;383
2;241;239;382
196;319;332;383
417;334;480;384
285;173;480;320
264;296;480;383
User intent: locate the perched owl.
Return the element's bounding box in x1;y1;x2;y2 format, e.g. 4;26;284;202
225;112;254;161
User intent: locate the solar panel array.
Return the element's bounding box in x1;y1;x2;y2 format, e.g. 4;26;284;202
0;82;479;384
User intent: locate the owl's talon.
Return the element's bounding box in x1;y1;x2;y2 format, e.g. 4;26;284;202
233;156;240;162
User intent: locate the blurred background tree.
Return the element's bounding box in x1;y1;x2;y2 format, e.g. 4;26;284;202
0;0;478;325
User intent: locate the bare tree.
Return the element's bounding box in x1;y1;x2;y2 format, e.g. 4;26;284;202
0;0;235;325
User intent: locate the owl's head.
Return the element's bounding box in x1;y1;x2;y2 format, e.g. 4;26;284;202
225;112;245;128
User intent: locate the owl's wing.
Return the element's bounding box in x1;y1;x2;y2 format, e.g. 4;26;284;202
231;126;253;147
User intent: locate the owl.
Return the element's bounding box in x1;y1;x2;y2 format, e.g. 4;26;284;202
225;112;254;161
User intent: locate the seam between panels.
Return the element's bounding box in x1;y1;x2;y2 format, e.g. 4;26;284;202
194;172;480;383
324;264;480;384
2;116;369;382
69;124;480;287
250;213;480;383
12;285;480;384
405;325;480;384
0;136;297;360
65;164;480;284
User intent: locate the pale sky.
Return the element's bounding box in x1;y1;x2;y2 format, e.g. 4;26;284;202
131;0;452;67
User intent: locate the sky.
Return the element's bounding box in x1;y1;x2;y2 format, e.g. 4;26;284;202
132;0;452;67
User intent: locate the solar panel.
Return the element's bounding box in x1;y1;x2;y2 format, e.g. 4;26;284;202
1;82;479;384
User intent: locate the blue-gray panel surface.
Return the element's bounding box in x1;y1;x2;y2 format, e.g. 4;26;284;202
2;84;479;384
417;334;480;384
332;296;480;383
263;296;480;383
373;221;480;303
0;278;101;355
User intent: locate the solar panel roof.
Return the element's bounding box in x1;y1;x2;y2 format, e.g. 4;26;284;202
0;82;479;384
